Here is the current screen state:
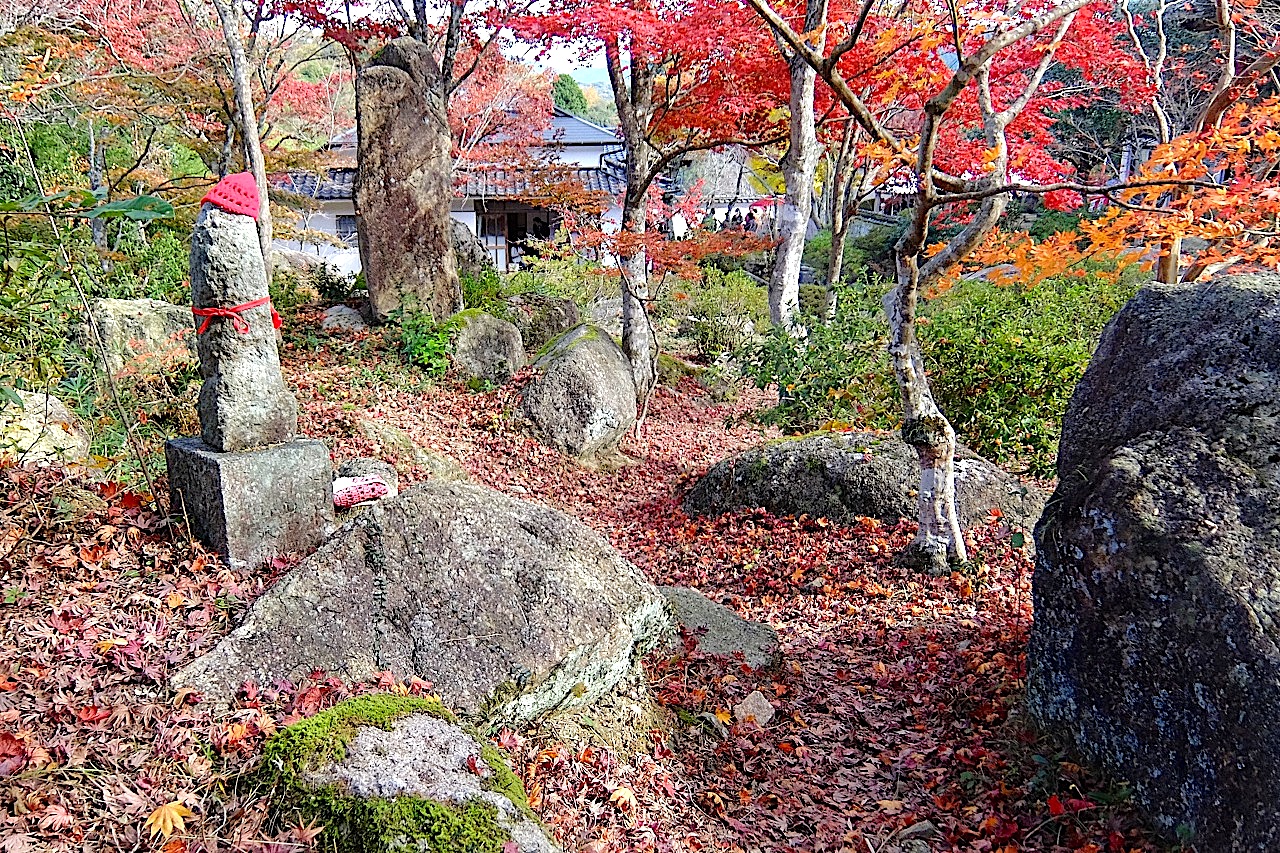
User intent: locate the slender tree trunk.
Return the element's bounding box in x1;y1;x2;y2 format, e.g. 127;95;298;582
826;220;847;289
769;0;826;329
605;36;660;422
885;253;967;572
825;124;860;291
87;122;107;252
211;0;273;266
619;175;658;418
1156;235;1181;283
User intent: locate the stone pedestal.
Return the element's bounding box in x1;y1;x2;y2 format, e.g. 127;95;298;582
167;437;334;568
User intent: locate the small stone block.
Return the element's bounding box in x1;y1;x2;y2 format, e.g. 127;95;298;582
167;436;334;568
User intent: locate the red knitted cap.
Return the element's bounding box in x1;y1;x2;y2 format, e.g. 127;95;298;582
201;172;260;219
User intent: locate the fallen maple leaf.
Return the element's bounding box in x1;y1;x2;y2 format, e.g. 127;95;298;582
0;833;33;853
609;786;638;812
144;801;194;838
1048;794;1066;816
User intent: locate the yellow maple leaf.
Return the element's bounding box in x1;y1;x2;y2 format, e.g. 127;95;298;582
714;708;732;724
95;637;127;654
143;802;194;839
609;786;638;812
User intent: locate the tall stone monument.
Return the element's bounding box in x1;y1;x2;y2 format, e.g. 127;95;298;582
355;37;461;323
166;173;334;568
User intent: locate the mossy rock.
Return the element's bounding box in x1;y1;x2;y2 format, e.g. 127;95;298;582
503;293;581;351
656;353;704;389
262;694;557;853
683;430;1045;535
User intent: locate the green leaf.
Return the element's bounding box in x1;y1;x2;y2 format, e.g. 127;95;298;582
0;383;23;409
1010;531;1026;548
85;195;175;222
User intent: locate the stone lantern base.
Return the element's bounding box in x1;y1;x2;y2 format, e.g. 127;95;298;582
167;437;334;569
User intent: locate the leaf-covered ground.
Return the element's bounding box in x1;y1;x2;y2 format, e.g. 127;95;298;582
0;321;1173;853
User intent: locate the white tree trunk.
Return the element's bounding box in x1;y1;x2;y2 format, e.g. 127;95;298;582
769;53;820;329
619;195;657;419
211;0;273;266
884;258;968;573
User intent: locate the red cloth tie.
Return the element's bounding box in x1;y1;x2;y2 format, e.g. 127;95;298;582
192;296;282;335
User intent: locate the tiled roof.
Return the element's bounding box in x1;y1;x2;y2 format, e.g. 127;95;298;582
276;169;355;201
323;110;621;153
546;108;622;146
458;165;627;199
276;164;630;203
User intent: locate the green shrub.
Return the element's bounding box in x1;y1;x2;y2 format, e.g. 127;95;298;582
460;268;504;314
0;242;81;394
269;269;317;316
399;310;454;378
312;263;359;301
803;220;907;286
506;247;617;308
739;268;1143;476
658;267;768;358
798;283;831;319
738;276;897;433
845;222;904;278
922;269;1141;474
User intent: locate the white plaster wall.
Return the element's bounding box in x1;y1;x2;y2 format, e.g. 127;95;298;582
547;144;620;168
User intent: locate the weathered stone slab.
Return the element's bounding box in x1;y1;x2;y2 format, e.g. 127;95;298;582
505;293;581;351
451;310;525;384
452;219;494;280
0;391;90;465
166;437;333;569
661;586;778;670
190;205;298;452
172;481;674;727
356;38;461;322
88;297;196;375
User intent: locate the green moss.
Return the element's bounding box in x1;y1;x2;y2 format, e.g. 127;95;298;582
534;323;595;359
261;694;536;853
263;694;454;781
656;353;703;388
282;786;512;853
478;742;536;822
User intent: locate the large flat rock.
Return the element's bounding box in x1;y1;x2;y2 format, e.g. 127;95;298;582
684;431;1044;533
661;586;778;670
173;481;674;728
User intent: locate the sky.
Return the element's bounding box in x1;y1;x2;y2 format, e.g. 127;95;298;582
522;41;610;88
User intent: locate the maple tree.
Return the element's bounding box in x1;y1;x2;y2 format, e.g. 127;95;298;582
1;0;352;231
741;0;1193;570
449;52;553;181
1104;0;1280;282
516;1;788;415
